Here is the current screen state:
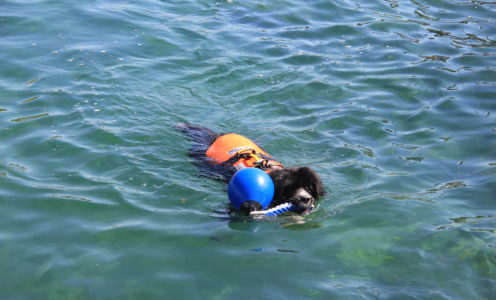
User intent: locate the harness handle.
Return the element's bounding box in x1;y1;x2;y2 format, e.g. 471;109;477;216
223;149;283;171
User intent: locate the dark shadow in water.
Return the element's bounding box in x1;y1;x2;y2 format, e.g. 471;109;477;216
435;215;496;231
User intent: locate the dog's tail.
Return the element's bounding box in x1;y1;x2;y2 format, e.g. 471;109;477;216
175;122;220;145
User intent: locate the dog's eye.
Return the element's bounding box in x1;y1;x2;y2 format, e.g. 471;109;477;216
298;197;312;203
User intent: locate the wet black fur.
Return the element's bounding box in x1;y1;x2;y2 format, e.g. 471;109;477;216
176;123;325;215
269;167;325;212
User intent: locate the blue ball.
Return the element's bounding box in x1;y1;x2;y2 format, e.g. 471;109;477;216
228;168;274;210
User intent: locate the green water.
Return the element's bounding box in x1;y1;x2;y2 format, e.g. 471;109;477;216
1;0;495;299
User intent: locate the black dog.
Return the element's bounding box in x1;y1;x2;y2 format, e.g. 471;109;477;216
176;123;324;215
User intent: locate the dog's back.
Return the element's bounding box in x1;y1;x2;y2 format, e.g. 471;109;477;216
175;123;235;181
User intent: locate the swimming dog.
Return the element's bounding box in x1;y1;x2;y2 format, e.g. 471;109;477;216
176;123;325;215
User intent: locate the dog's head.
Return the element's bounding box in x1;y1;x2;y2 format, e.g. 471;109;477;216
269;167;325;214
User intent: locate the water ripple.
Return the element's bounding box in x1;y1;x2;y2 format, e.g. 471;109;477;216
1;0;495;298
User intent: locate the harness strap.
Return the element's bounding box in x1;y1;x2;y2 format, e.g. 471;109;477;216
223;149;283;172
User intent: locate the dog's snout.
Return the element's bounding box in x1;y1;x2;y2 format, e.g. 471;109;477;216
290;188;315;209
293;196;314;210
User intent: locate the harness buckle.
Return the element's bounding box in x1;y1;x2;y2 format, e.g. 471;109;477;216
231;149;282;171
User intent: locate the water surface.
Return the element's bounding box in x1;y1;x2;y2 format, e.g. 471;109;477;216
1;0;495;299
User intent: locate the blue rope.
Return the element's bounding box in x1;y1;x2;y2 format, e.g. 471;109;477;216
250;203;297;216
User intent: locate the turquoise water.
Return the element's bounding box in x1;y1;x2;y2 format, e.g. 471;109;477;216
1;0;495;298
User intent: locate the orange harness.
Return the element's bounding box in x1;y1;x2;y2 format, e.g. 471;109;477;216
206;134;283;173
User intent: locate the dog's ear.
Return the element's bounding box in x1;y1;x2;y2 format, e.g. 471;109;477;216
296;167;325;199
268;168;295;205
